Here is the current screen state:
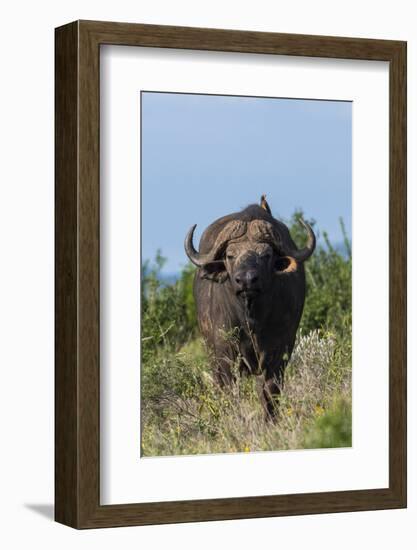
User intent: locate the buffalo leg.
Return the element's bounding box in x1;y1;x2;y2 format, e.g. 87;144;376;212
213;357;235;386
259;367;284;420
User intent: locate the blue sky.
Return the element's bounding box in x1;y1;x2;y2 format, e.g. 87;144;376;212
141;92;352;274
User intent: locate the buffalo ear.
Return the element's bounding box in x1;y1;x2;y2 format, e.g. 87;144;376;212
275;256;298;274
200;261;228;283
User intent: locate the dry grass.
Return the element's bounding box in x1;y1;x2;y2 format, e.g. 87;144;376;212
141;328;351;457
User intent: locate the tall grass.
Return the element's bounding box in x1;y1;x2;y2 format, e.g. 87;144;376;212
141;212;352;457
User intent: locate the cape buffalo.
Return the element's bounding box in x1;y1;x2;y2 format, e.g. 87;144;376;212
184;196;316;418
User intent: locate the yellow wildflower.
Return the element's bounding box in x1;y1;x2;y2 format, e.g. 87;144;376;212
315;404;325;416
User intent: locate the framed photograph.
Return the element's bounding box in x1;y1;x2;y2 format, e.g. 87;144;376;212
55;20;406;528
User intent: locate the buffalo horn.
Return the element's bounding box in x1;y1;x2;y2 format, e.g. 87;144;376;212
184;224;214;267
185;220;247;267
284;219;316;262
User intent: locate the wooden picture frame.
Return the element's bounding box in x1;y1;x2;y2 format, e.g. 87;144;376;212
55;20;406;529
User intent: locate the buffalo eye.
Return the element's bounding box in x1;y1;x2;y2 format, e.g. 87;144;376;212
200;260;228;283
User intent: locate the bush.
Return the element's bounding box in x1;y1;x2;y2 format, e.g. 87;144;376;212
141;251;197;365
302;397;352;449
288;211;351;334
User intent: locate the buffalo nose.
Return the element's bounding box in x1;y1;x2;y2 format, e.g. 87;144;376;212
235;270;258;289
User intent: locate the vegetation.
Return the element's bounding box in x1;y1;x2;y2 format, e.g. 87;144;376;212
141;212;352;456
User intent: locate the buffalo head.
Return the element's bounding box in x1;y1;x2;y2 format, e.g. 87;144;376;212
184;197;315;305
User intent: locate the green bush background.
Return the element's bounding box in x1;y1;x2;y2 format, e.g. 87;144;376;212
141;212;352;456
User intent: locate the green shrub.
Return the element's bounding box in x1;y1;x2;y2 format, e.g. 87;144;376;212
302;397;352;449
288;211;351;334
141;251;197;365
